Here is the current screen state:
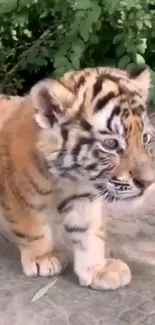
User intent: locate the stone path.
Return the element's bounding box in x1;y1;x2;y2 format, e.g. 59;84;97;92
0;233;155;325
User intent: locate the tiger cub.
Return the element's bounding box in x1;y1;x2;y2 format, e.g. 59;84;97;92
0;66;154;290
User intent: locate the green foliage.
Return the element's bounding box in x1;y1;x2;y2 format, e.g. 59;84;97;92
0;0;155;102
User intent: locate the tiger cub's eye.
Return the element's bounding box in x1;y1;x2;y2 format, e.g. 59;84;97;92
102;138;118;150
142;132;151;145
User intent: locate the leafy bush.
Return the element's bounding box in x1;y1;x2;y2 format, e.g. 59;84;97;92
0;0;155;102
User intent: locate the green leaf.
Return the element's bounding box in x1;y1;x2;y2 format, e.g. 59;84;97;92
128;12;135;20
72;42;85;58
31;279;57;302
136;39;147;54
127;62;137;70
74;0;92;10
34;56;48;67
90;34;98;44
125;0;142;10
70;53;80;69
113;34;123;45
118;55;131;68
53;66;69;77
0;0;17;14
54;55;70;69
79;23;90;42
90;3;101;23
116;44;125;57
75;11;86;19
144;20;152;28
104;0;120;14
79;4;101;42
135;53;145;64
23;29;32;38
70;40;85;69
40;46;50;58
136;21;143;30
136;10;145;20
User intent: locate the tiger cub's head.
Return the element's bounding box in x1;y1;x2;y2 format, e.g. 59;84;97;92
30;67;155;201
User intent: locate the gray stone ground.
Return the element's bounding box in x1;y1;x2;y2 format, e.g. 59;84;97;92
1;110;155;325
1;233;155;325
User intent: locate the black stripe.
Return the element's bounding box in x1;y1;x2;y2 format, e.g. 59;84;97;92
36;263;40;275
71;143;81;159
93;149;99;159
57;78;74;94
71;239;85;250
64;225;88;233
95;227;106;241
93;74;117;100
25;172;53;195
61;164;81;171
71;75;77;91
94;92;116;112
84;69;91;77
39;88;62;126
128;66;146;78
85;163;97;170
92;75;104;98
57;193;92;213
99;130;111;135
106;105;120;131
13;230;44;242
61;128;69;142
95;184;114;202
56;152;65;169
95;233;106;241
122;108;130;119
75;75;86;90
56;128;69;164
71;137;94;161
5;148;46;211
132;106;144;116
90;169;106;181
75;137;94;147
136;120;142;131
80;119;91;131
32;152;49;179
59;172;77;182
7;173;46;211
77;90;87;116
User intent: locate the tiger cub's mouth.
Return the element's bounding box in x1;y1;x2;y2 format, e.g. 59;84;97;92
106;177;144;200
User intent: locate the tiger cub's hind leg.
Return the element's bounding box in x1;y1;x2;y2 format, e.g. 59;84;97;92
3;208;67;276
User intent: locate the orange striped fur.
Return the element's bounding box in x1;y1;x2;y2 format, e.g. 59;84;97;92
0;66;154;290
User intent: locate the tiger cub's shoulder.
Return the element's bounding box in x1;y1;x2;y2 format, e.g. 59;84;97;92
0;93;28;130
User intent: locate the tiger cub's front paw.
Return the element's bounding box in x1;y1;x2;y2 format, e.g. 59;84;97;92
79;258;131;290
21;251;68;277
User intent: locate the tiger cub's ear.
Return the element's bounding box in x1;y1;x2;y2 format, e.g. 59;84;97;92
129;66;151;103
30;79;74;129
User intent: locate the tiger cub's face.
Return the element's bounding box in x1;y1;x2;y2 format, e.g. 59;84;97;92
30;67;155;201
